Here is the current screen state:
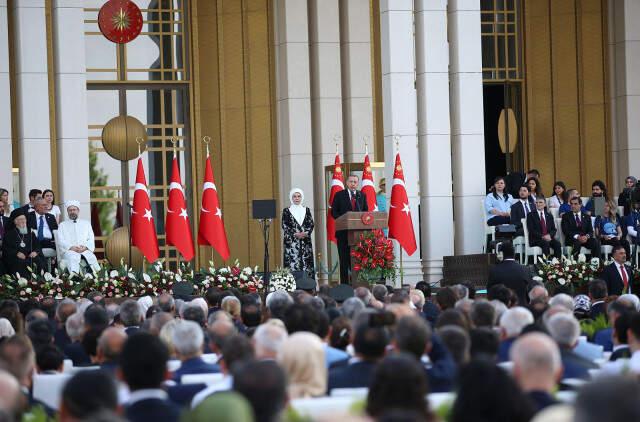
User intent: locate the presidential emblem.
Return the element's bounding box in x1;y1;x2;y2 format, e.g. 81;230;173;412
361;212;374;225
98;0;144;44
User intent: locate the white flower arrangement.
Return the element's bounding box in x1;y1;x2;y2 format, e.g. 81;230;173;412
268;268;297;292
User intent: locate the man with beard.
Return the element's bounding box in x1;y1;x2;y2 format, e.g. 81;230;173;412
585;180;608;216
56;201;100;274
1;210;45;278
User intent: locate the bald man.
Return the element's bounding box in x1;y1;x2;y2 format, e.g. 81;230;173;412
0;369;21;418
96;327;127;373
510;332;562;412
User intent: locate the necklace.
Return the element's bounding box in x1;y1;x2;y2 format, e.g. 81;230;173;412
16;231;26;248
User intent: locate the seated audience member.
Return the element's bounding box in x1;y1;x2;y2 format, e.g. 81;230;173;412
618;176;637;216
41;189;61;223
626;198;640;247
207;318;237;359
470;300;496;328
435;287;457;312
574;376;640;422
484;177;514;226
488;285;512;308
265;290;293;320
172;320;220;382
182;303;207;329
561;197;602;258
314;311;349;367
1;210;46;278
0;368;21;421
366;354;433;421
584;179;608;216
595;199;630;256
233;360;287;422
56;201;101;274
601;245;633;296
526;177;543;204
59;370;119;422
548;181;567;209
54;298;76;350
35;344;64;374
410;289;426;314
450;360;535;422
393;315;456;392
558;188;586;216
593;300;633;352
610;311;632;361
546;313;597;379
415;282;440;324
510;333;562;412
252;322;287;360
148;312;173;337
548;293;574;312
328;311;390;392
329;316;351;352
573;294;592;320
26;318;54;352
371;284;388;305
19;189;42;214
497;307;534;362
119;300;143;335
63;312;90;366
221;296;244;331
510;185;533;236
96;327;127;373
27;198;58;256
487;242;532;305
340;297;365;319
469;328;499;361
528;285;549;304
0;317;15;339
435;309;469;331
277;332;326;398
191;334;255;407
588;279;608;319
158;293;176;315
185;392;254;422
437;326;470;366
450;284;469;301
241;303;262;329
527;197;562;257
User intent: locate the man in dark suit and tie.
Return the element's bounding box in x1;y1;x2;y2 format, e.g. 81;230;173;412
510;185;533;236
561;197;601;258
20;189;42;214
601;245;633;296
27;198;58;253
122;333;180;422
331;174;368;284
588;279;608;320
487;241;532;305
527;197;562;257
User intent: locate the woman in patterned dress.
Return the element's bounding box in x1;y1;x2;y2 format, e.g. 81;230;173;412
282;188;315;278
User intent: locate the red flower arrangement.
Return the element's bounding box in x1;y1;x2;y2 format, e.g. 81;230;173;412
351;229;396;284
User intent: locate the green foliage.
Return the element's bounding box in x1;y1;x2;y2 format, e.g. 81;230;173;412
89;150;116;235
580;313;610;340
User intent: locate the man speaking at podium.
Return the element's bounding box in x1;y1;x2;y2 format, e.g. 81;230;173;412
332;174;368;284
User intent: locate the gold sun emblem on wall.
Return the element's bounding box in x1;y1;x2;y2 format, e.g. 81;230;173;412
112;8;130;31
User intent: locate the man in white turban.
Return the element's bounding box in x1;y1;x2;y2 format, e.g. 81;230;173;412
56;201;100;274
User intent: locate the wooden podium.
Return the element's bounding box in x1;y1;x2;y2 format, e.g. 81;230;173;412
335;211;388;284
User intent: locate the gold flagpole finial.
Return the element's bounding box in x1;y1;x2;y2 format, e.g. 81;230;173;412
202;135;211;157
170;137;178;157
135;137;145;157
363;135;370;155
393;135;400;151
333;135;341;155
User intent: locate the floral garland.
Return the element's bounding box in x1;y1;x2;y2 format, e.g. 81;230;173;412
192;260;263;295
268;267;297;292
533;255;605;291
350;229;396;285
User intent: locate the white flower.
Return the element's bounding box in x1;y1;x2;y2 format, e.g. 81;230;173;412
84;273;94;280
18;278;28;287
175;274;182;282
143;273;151;283
127;272;136;279
25;287;32;294
44;272;54;282
110;270;119;278
577;254;587;263
209;267;215;274
551;257;559;265
243;267;252;275
557;278;566;286
532;276;543;282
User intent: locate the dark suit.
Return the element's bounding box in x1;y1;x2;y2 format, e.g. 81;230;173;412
593;327;613;352
331;189;368;284
526;210;562;257
27;212;58;250
601;262;633;296
561;211;601;258
527;391;558;412
63;341;91;366
327;360;376;392
172;357;220;383
124;326;140;336
560;349;598;379
487;259;532;305
510;200;532;236
590;301;606;320
610;346;631;361
125;397;180;422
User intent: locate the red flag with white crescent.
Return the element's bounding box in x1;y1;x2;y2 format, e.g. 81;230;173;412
131;158;160;262
166;157;195;261
327;153;345;243
198;156;230;260
388;153;417;255
361;153;377;211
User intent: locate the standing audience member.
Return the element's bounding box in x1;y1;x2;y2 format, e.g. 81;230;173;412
487;242;532;305
601;245;633;296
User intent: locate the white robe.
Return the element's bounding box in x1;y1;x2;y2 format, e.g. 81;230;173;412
56;219;99;273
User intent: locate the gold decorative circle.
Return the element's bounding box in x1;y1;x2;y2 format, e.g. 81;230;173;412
101;115;147;161
396;165;403;171
336;167;342;173
105;227;144;269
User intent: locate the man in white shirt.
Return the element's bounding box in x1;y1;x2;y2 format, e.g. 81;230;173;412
56;201;100;274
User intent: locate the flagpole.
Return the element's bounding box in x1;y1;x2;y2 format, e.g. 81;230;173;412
363;135;369;156
202;135;214;268
393;135;403;286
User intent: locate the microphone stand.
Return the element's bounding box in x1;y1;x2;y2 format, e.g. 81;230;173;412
259;218;272;293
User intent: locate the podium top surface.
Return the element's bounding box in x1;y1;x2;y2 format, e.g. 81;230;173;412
334;211;388;231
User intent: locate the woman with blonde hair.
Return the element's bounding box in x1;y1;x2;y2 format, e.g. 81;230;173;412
277;332;326;398
595;198;630;257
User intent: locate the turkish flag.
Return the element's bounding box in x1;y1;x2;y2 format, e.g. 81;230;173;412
131;158;160;262
361;153;377;211
198;156;230;260
166;157;195;261
327;152;345;243
388;153;417;255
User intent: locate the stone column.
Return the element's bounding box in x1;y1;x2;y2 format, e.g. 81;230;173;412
309;0;344;282
609;0;640;192
273;0;315;214
380;0;422;284
416;0;454;282
53;0;90;214
448;0;487;254
339;0;374;162
0;0;13;200
11;0;52;200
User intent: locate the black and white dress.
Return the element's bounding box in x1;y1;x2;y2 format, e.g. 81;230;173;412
282;207;315;277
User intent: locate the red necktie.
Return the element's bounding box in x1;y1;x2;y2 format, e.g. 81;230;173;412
575;214;581;226
621;264;629;292
350;192;356;210
540;212;547;235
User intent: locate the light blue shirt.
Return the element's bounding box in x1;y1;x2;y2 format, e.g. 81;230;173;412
484;193;514;221
324;344;349;368
573;338;603;361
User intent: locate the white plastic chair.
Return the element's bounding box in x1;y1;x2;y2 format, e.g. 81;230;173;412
521;218;543;264
181;373;225;386
291;396;357;418
601;245;613;260
330;387;368;398
33;373;72;410
201;353;219;364
483;200;496;249
512;235;526;264
549;207;560;219
167;360;181;372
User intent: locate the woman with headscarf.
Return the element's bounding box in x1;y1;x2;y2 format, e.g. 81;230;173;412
277;332;326;398
281;188;315;278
